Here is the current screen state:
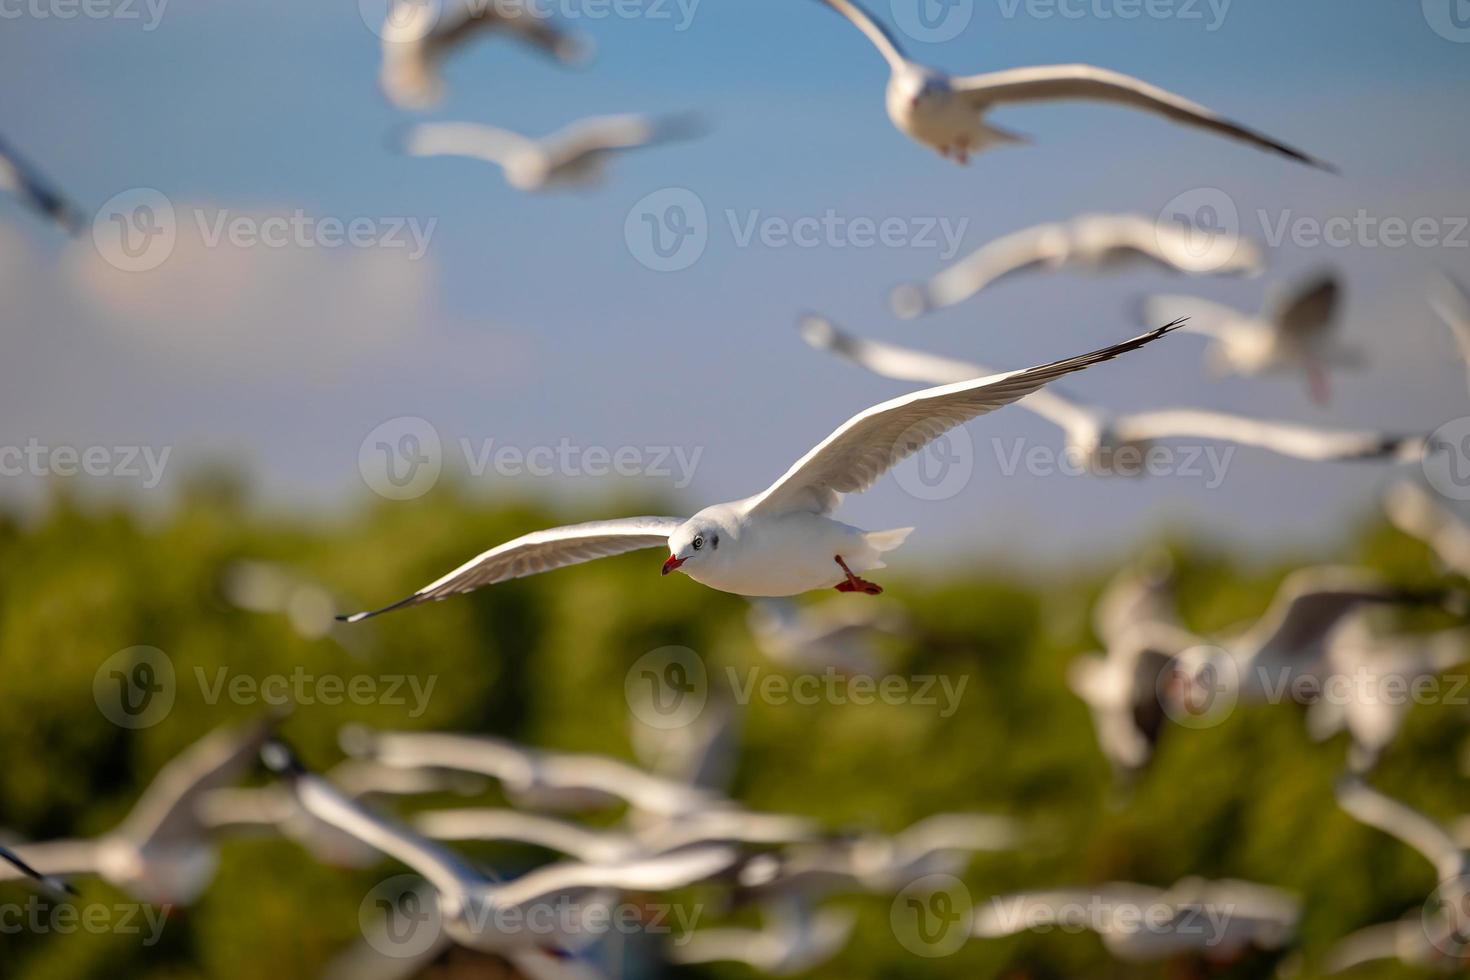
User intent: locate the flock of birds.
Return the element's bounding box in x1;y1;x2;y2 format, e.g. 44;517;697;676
3;0;1470;976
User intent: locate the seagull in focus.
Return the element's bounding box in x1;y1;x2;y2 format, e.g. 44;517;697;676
800;315;1425;473
1431;273;1470;395
1386;482;1470;579
0;135;84;233
810;0;1333;168
0;720;272;904
379;0;589;109
339;321;1182;621
341;726;720;817
1308;615;1470;771
890;213;1263;319
670;896;856;975
262;740;738;957
972;877;1299;962
746;597;908;673
394;113;706;192
1144;273;1360;404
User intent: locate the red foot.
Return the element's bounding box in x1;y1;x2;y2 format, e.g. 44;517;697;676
833;555;883;595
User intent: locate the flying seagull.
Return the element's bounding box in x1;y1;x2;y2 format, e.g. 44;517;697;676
394;113;705;192
0;842;78;898
379;0;589;110
1143;273;1359;404
1385;482;1470;579
0;720;272;905
339;320;1182;621
809;0;1333;168
800;315;1425;472
0;135;84;233
890;213;1263;319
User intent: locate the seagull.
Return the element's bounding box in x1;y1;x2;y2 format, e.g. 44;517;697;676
339;321;1182;621
341;727;720;817
810;0;1333;168
198;759;486;867
0;842;78;898
669;896;856;975
379;0;589;110
261;740;738;956
890;213;1264;319
745;597;909;673
1143;273;1360;404
1430;273;1470;395
394;113;706;192
800;315;1425;473
1308;615;1470;771
972;877;1299;962
1336;776;1469;887
1385;482;1470;579
0;135;84;233
1091;549;1180;648
0;720;272;905
1323;917;1464;975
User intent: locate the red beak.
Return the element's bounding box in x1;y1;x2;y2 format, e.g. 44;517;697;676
661;554;685;576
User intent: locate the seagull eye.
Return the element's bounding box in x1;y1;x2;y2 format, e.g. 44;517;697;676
692;535;704;551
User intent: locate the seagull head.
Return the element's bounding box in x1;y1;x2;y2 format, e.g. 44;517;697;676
663;513;731;578
893;68;949;111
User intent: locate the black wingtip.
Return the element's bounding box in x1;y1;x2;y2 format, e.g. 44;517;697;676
337;593;421;624
260;738;308;779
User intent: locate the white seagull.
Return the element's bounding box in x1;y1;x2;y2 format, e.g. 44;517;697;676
339;321;1182;621
0;135;84;233
669;896;857;975
1143;273;1360;404
745;597;908;674
800;315;1425;473
1385;482;1470;579
379;0;589;110
394;113;706;193
890;213;1263;319
810;0;1333;168
0;720;272;905
262;741;738;957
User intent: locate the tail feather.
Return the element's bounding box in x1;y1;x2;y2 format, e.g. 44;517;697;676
865;527;914;554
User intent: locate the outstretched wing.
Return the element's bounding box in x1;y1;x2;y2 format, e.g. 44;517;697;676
748;320;1182;515
541;113;706;171
953;64;1333;170
393;121;537;168
813;0;909;71
340;517;685;622
1114;409;1426;462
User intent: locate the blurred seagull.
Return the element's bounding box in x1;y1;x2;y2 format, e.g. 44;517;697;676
1385;482;1470;579
0;720;271;904
0;135;84;233
1323;917;1464;975
0;842;78;898
670;896;857;975
890;213;1263;319
1091;550;1180;648
379;0;589;110
1336;776;1469;888
1143;273;1359;404
262;740;738;956
394;113;706;193
746;597;908;673
1431;273;1470;394
339;321;1182;621
972;877;1299;961
810;0;1333;168
800;315;1425;472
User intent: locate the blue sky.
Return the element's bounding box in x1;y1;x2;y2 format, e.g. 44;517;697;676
2;0;1469;568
